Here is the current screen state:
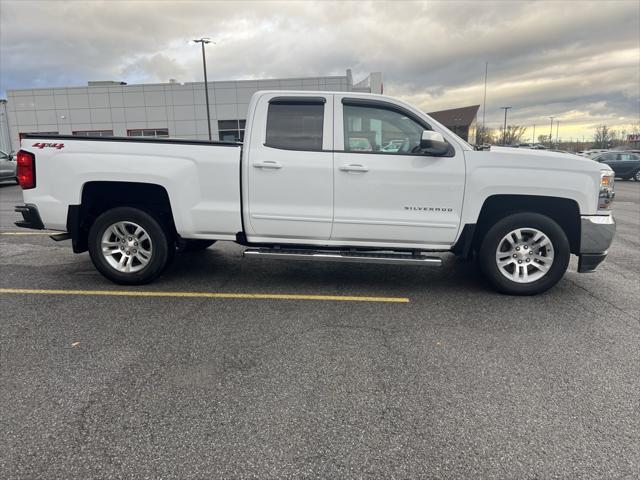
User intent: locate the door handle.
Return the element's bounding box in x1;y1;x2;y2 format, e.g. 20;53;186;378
339;164;369;173
253;161;282;169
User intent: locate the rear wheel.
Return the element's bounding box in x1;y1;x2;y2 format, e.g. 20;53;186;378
634;170;640;182
88;207;172;285
478;213;570;295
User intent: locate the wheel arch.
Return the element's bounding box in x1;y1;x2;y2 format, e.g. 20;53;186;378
454;194;581;257
68;181;177;253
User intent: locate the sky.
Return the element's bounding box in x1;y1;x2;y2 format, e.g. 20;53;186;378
0;0;638;141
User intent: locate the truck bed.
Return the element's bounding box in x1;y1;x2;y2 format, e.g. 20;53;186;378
20;135;244;240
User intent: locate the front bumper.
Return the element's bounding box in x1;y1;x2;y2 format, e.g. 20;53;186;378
578;215;615;273
14;204;45;230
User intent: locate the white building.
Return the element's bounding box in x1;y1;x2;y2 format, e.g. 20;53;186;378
2;70;383;151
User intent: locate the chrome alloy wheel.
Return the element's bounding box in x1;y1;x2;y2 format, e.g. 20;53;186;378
495;228;554;283
634;170;640;182
101;221;153;273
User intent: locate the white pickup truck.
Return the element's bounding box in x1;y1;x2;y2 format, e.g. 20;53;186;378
15;91;616;295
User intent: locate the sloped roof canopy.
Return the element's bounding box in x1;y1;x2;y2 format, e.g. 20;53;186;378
428;105;480;127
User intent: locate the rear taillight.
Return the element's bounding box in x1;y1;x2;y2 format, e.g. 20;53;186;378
17;150;36;189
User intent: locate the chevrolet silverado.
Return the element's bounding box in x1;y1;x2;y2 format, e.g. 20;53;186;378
14;91;616;295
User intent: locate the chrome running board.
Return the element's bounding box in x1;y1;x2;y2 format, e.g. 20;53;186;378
243;248;442;266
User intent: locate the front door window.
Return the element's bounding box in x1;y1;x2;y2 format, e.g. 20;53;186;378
344;104;425;155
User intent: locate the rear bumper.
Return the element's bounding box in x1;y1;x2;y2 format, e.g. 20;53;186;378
578;215;615;273
14;204;45;230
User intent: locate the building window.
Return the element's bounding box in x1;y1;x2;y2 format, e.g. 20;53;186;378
19;132;58;140
127;128;169;138
218;120;245;142
265;102;324;150
73;130;114;137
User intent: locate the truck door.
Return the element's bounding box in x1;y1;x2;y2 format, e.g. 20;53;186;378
244;94;334;241
331;96;465;247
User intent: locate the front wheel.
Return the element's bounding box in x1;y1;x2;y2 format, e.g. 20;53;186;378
88;207;172;285
478;213;570;295
634;170;640;182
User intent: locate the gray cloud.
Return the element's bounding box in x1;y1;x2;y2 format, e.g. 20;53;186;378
0;0;638;137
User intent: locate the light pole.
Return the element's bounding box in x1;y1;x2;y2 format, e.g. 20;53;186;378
549;116;555;148
556;120;560;146
500;106;511;145
532;124;536;144
193;38;213;141
481;62;488;143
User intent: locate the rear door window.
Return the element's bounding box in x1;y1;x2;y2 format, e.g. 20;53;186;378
265;101;324;151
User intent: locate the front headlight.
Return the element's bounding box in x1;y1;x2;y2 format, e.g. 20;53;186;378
598;171;615;210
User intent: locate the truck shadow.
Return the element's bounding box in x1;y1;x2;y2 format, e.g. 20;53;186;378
161;246;487;295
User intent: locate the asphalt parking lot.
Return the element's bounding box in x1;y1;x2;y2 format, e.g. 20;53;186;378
1;182;639;479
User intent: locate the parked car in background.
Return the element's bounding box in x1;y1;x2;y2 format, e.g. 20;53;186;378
0;149;17;183
578;149;609;158
592;151;640;181
381;139;405;152
518;143;547;150
347;137;373;151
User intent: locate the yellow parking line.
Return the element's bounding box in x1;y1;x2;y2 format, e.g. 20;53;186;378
0;288;409;303
0;232;56;235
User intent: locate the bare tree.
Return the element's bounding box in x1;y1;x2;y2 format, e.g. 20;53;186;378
593;125;611;148
538;134;551;145
498;125;528;145
477;128;498;145
609;129;633;148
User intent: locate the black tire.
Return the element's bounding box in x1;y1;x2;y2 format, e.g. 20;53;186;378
633;170;640;182
88;207;172;285
176;239;216;253
478;212;570;295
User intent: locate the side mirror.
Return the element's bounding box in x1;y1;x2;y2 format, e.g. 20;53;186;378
420;130;449;155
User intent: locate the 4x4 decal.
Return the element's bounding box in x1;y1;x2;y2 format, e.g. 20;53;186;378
32;142;64;149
